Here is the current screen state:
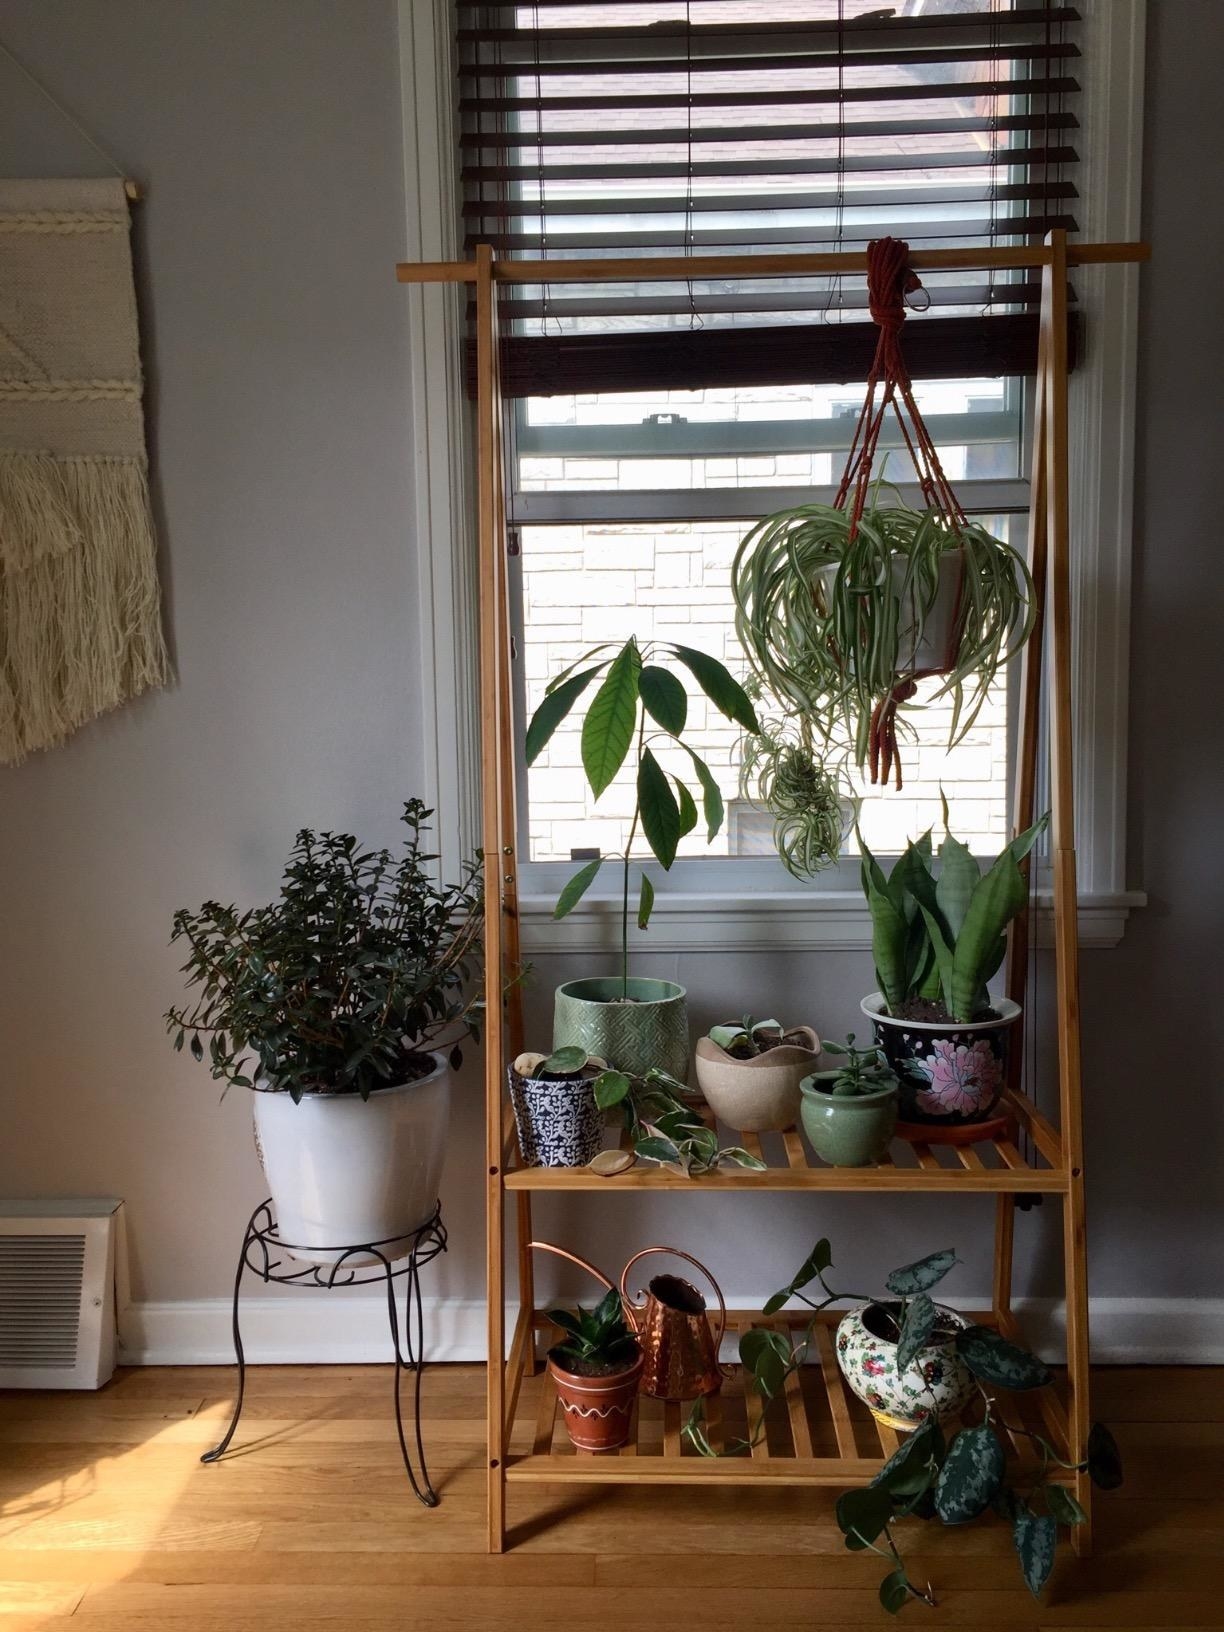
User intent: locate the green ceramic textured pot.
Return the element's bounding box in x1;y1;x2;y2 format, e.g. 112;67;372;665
553;977;689;1081
800;1072;898;1167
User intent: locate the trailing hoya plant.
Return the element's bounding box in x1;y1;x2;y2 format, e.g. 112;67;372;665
588;1057;765;1177
685;1240;1123;1612
861;807;1049;1023
526;636;758;994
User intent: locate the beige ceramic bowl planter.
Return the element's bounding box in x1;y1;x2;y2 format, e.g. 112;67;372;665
694;1025;820;1132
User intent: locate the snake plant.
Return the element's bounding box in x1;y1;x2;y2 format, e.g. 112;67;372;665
731;495;1034;782
860;812;1049;1023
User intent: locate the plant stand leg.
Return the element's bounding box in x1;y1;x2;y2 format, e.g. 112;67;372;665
1064;1175;1093;1556
382;1245;440;1508
200;1203;261;1464
992;1195;1016;1319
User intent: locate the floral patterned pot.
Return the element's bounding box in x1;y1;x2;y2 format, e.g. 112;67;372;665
860;991;1020;1129
835;1301;975;1430
507;1055;606;1168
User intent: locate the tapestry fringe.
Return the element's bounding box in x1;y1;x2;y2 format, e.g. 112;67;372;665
0;452;168;764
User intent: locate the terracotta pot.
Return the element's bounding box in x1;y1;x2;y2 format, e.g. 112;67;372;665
548;1347;643;1452
835;1301;975;1430
693;1026;820;1132
861;991;1020;1130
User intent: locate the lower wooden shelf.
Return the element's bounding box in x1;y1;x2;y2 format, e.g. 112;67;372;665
505;1308;1072;1489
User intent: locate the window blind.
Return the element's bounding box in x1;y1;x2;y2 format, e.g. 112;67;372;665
456;1;1080;396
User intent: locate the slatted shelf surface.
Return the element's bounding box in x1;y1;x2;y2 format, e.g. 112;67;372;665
503;1090;1065;1193
506;1309;1073;1487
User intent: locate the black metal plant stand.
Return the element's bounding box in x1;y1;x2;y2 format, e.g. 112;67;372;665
201;1198;448;1507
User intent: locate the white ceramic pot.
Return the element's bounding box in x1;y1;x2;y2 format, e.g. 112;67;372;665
252;1053;450;1265
835;1302;975;1430
693;1027;820;1132
816;547;965;672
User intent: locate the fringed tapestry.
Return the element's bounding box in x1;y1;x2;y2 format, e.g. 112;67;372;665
0;177;167;763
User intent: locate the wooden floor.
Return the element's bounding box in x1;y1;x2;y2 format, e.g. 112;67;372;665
0;1364;1220;1630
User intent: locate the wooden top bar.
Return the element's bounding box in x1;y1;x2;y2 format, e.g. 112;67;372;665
397;241;1149;285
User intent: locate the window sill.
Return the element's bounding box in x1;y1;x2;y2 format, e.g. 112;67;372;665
519;890;1146;955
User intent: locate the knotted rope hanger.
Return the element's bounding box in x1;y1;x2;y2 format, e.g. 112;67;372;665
832;236;969;789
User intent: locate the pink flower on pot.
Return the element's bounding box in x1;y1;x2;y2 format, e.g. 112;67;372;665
913;1038;1002;1118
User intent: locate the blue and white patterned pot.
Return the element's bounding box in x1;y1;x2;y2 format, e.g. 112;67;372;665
861;991;1021;1128
835;1301;975;1429
507;1060;606;1168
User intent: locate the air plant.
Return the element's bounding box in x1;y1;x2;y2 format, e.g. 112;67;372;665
732;493;1034;788
739;700;854;878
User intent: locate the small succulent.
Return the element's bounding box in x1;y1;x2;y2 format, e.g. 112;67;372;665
707;1017;787;1060
812;1034;899;1099
547;1287;639;1375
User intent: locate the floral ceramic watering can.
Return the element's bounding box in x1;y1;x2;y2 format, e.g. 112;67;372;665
531;1240;726;1401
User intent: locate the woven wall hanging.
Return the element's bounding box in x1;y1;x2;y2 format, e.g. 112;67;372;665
0;177;167;764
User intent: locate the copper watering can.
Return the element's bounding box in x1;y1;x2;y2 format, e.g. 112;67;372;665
531;1240;726;1401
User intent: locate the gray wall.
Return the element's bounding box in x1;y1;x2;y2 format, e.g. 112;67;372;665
0;1;1220;1334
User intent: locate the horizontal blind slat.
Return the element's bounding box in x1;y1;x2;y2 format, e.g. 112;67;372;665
459;42;1079;76
459;112;1079;149
462;145;1079;183
458;76;1080;115
464;181;1076;219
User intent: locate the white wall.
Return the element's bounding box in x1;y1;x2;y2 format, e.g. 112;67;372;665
1;0;1221;1362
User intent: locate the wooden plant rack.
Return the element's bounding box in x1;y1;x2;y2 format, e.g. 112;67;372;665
397;233;1148;1553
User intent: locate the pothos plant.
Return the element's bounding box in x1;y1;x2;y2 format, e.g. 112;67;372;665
684;1240;1122;1612
165;800;483;1101
732;492;1035;788
526;636;759;994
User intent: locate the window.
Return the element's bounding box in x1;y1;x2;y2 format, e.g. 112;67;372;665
407;0;1144;942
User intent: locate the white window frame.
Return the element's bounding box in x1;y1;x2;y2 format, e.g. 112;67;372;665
398;0;1147;952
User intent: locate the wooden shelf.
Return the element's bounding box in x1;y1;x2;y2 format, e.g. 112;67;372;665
506;1308;1073;1489
503;1090;1066;1194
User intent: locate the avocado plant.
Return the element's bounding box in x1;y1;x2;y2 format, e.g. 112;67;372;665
526;636;759;996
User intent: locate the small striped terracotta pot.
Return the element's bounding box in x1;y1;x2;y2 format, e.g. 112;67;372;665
548;1348;644;1452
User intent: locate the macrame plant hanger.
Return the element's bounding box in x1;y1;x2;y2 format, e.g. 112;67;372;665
833;236;968;789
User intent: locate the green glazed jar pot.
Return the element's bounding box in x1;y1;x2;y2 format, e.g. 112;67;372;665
553;977;689;1082
800;1072;898;1167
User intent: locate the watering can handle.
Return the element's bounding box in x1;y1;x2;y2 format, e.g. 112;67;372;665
618;1246;727;1351
527;1239;619;1312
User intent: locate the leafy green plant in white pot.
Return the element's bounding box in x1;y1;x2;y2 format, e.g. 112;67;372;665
859;810;1048;1137
166;801;482;1263
527;635;758;1080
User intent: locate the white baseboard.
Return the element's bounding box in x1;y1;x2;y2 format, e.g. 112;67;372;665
118;1293;1224;1368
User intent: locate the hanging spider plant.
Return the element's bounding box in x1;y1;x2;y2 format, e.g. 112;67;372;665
739;702;856;880
731;491;1035;787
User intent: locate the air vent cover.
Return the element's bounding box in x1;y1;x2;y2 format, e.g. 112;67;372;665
0;1200;121;1388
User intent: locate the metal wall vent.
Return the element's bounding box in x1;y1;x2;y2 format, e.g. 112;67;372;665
0;1200;121;1389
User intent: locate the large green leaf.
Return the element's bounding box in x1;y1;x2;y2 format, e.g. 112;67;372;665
674;777;699;838
638;748;682;869
740;1326;792;1400
896;1292;938;1374
581;640;641;798
637;871;655;930
593;1069;631;1109
878;1570;911;1615
835;1484;894;1549
639;664;688;735
955;1324;1052;1391
1086;1422;1123;1490
1013;1506;1058;1598
886;1248;958;1297
683;745;725;841
526;665;601;766
670;644;759;731
935;832;981;942
790;1238;833;1290
949;845;1028;1021
872;1417;943;1501
934;1423;1006;1523
918;904;955;1013
552;856;603;920
1045;1484;1089;1526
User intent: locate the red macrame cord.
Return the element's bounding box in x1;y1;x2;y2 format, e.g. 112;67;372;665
832;237;969;790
